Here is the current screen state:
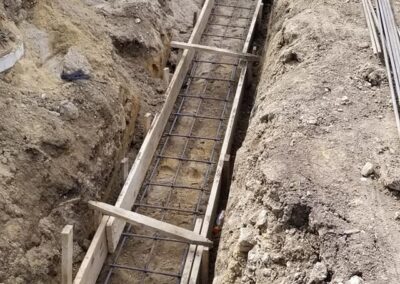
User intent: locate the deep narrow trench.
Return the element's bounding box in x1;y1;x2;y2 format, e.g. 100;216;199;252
208;1;273;280
93;1;274;283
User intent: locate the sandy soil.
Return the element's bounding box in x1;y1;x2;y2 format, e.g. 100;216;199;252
214;0;400;283
0;0;200;283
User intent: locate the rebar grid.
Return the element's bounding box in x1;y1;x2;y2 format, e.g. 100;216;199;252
101;0;257;282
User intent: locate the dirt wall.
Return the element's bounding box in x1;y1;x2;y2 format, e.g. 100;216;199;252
215;0;400;283
0;0;200;283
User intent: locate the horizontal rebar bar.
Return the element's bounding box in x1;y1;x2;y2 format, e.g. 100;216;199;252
210;13;251;19
172;112;227;121
203;33;245;40
163;133;222;141
193;59;238;66
178;94;231;102
110;264;181;278
134;203;204;215
121;232;195;244
215;3;252;10
207;23;247;28
157;155;216;164
144;182;205;191
189;75;235;82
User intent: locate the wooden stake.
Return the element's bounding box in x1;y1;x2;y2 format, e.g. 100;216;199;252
121;157;129;182
144;112;153;135
61;225;73;284
222;154;231;190
163;67;170;87
200;247;209;284
193;12;198;27
181;218;203;283
258;3;264;24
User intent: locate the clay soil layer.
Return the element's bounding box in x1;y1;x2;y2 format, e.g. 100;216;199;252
215;0;400;283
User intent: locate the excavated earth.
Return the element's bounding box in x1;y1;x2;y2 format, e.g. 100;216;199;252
0;0;200;283
214;0;400;283
2;0;400;283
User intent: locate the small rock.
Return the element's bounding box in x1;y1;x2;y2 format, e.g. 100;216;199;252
308;262;328;284
62;47;92;75
380;163;400;191
358;42;369;49
59;101;79;121
307;117;318;125
341;96;350;105
343;229;360;235
255;210;268;229
1;156;8;164
135;18;142;24
395;212;400;220
337;108;343;112
361;162;375;177
346;275;364;284
238;227;256;253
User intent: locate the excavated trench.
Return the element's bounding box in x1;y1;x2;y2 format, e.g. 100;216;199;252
94;1;272;284
4;0;398;283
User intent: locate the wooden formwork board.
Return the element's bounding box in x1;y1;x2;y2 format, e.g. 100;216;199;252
73;0;215;283
186;0;264;282
170;41;260;61
89;202;212;246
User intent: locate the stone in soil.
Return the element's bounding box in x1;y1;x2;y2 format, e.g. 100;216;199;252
361;162;375;177
308;262;328;284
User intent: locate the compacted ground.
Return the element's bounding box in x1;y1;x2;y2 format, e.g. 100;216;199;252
215;0;400;283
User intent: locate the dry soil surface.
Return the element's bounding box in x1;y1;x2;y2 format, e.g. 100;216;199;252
215;0;400;283
0;0;200;283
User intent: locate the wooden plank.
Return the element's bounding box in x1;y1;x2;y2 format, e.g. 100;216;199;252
121;157;129;181
90;201;213;247
189;245;204;284
180;218;203;284
73;216;109;284
61;225;73;284
144;112;153;134
200;247;209;284
105;0;215;253
163;67;170;87
170;41;260;61
189;0;263;282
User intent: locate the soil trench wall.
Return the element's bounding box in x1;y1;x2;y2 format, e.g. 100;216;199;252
214;0;400;283
0;0;200;283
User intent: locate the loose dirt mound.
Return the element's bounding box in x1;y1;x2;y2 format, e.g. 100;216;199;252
215;0;400;283
0;0;199;283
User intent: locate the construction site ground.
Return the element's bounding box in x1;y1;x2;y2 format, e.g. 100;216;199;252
1;0;400;284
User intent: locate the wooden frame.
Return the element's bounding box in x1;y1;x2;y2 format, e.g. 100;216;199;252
62;225;73;284
170;42;260;61
186;0;264;282
180;218;203;283
73;0;215;283
89;202;212;246
105;0;216;253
